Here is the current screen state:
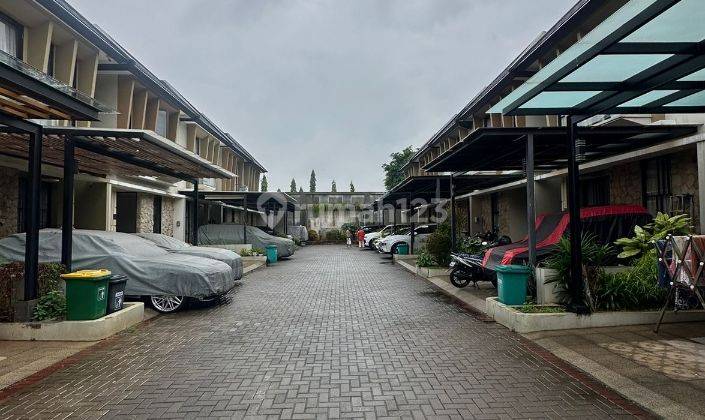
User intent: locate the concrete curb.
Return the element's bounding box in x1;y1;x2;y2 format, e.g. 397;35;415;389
0;303;144;341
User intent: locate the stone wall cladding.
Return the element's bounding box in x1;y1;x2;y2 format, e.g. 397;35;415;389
135;194;154;233
609;161;642;205
162;197;175;237
671;149;700;231
0;167;20;238
497;193;511;236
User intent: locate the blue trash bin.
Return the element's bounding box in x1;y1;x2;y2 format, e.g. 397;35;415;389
265;245;278;264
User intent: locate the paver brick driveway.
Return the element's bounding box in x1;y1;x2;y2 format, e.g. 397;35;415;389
0;246;643;419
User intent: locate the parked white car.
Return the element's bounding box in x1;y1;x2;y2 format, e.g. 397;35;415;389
377;224;437;254
364;224;410;249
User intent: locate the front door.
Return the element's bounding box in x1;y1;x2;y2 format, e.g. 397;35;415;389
115;192;137;233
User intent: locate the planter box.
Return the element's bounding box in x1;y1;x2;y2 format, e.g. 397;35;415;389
534;266;631;305
241;256;267;275
393;254;417;263
204;244;252;253
416;266;451;279
485;297;705;333
0;302;144;341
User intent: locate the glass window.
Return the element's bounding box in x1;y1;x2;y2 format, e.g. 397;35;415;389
580;175;610;207
679;68;705;82
0;13;21;58
642;157;671;215
156;110;168;137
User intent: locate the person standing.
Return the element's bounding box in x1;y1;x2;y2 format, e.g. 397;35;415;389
345;229;352;248
356;227;365;248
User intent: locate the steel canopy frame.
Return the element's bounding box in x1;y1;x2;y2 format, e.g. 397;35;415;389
485;0;705;312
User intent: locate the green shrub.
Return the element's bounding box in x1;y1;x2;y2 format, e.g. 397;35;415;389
593;252;665;311
425;222;452;267
544;233;614;305
252;247;265;256
0;262;66;322
615;212;692;260
416;249;436;268
324;229;345;242
308;229;319;242
456;236;488;255
33;290;66;321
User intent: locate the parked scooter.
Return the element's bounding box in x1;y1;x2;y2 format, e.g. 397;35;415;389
449;233;512;288
449;253;493;288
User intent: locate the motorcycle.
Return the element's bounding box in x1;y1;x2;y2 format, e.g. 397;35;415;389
449;252;496;288
448;233;512;289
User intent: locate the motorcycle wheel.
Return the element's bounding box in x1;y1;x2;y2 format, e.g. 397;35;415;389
450;267;471;288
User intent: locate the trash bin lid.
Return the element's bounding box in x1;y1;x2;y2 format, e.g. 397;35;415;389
495;264;531;274
61;269;111;279
266;244;277;249
109;274;128;283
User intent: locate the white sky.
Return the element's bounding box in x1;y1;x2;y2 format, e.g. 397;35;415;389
68;0;572;191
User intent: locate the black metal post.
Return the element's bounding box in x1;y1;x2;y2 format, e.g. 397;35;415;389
566;116;585;312
192;180;199;245
526;134;537;268
24;125;43;301
61;136;75;271
243;195;248;244
435;177;441;223
450;174;456;251
393;205;397;231
284;209;288;235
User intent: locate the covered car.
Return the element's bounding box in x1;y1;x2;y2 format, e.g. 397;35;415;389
482;205;652;270
0;229;235;313
198;224;296;258
135;233;242;279
287;226;309;242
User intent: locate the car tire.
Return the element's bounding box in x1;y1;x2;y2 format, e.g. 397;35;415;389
391;243;399;254
150;296;186;313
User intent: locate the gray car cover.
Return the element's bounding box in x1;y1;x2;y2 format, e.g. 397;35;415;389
0;229;235;299
136;233;243;280
198;224;295;257
287;226;309;242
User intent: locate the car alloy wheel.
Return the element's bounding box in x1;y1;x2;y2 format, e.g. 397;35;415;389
150;295;185;313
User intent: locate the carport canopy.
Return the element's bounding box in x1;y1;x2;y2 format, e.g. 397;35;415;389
184;191;298;213
0;126;235;181
488;0;705;116
371;174;524;211
424;125;698;173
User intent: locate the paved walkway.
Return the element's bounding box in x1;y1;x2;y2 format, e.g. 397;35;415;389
0;246;645;419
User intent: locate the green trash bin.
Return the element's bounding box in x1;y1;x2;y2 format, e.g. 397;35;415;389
265;244;278;264
495;264;531;305
61;269;111;320
396;243;409;255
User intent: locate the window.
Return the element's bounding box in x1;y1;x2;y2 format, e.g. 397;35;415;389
490;193;500;234
642;157;672;215
153;196;162;233
0;13;22;59
580;174;610;207
17;178;54;232
156;110;168;137
47;45;56;77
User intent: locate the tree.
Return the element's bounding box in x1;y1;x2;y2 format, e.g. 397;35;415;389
309;170;317;192
277;188;281;192
260;175;268;192
331;180;337;192
349;181;355;192
382;146;416;191
290;178;297;193
299;187;303;193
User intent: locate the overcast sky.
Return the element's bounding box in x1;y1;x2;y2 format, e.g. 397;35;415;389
68;0;571;192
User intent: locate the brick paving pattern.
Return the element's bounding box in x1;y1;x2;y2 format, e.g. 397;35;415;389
0;246;643;419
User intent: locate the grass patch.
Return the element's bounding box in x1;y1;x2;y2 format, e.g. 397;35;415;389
517;304;566;314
